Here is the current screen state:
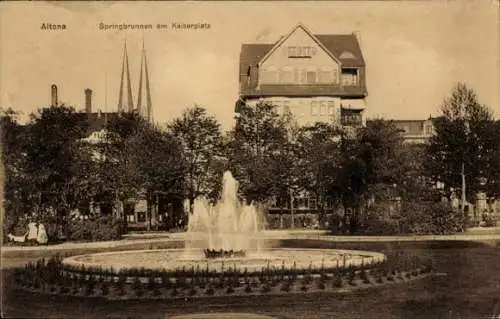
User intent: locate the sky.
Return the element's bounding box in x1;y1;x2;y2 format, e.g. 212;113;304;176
1;0;499;130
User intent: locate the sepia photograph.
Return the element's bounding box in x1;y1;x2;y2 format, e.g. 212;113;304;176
1;1;499;318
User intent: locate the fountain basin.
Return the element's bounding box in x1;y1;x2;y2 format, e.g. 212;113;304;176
62;248;386;275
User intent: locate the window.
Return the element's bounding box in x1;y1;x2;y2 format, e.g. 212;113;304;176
293;69;299;83
137;212;146;223
319;101;327;115
281;67;293;84
311;101;318;115
306;71;317;84
293;197;308;210
309;198;317;209
332;70;338;84
341;109;362;126
127;214;135;223
287;46;317;58
424;124;433;135
270;196;278;209
328;101;336;115
342;68;358;86
340;51;356;59
319;70;333;83
300;69;307;84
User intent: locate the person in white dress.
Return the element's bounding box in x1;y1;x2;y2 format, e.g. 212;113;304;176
36;223;48;245
26;222;38;244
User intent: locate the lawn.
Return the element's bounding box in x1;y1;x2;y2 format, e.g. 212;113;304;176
2;239;499;319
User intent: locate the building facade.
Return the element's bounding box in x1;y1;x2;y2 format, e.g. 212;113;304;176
236;24;368;228
391;118;435;144
236;23;367;128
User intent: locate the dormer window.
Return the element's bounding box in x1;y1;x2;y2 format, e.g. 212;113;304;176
280;66;294;84
340;51;356;59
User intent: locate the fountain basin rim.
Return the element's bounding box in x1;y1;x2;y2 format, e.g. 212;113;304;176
61;248;387;274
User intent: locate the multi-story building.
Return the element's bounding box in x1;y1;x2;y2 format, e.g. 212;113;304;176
236;23;367;129
391;118;435;144
235;23;368;228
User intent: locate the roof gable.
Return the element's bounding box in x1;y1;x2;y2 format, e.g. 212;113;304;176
239;28;365;76
257;23;341;67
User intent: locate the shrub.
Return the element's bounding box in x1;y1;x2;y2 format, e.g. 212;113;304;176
357;204;400;235
244;284;252;293
347;269;356;286
68;216;125;242
188;287;197;296
333;274;343;288
114;272;126;296
171;287;178;297
147;274;157;292
205;286;215;295
359;269;370;284
132;277;143;296
399;201;465;235
261;284;271;293
84;281;95;296
316;280;326;290
280;281;291;292
101;283;109;296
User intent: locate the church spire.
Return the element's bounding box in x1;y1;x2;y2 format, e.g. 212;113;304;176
137;38;152;122
118;39;134;112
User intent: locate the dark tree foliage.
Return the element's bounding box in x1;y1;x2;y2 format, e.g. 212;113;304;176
1;108;31;233
425;83;494;203
338;119;406;233
294;122;343;210
227;101;293;203
168;105;224;212
22;105;89;237
106;111;187;230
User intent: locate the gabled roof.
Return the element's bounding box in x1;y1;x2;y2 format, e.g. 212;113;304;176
258;23;342;68
239;30;365;75
315;34;365;67
239;43;273;75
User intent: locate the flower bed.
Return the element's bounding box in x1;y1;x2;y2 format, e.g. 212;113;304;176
12;252;435;300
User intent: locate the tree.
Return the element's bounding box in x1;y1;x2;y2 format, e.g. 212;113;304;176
227;101;293;203
426;83;494;212
338;119;407;233
397;143;437;203
22;105;90;238
474;119;500;209
294;122;343;215
105;111;187;230
1;108;30;234
168;106;224;214
134;123;187;230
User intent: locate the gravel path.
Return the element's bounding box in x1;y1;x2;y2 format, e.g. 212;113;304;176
2;229;499;254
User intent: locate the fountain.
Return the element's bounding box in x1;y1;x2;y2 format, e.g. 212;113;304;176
60;171;387;298
186;171;262;258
